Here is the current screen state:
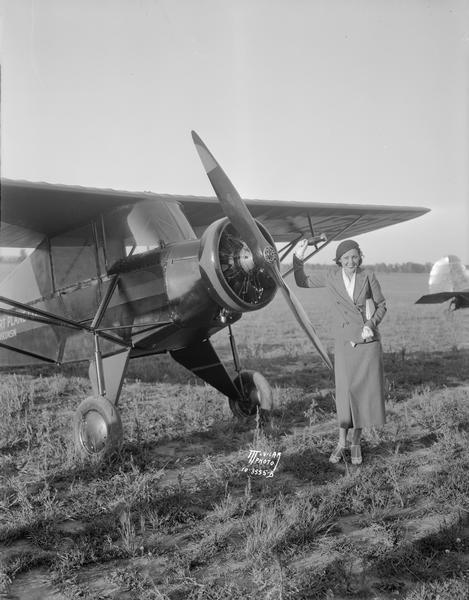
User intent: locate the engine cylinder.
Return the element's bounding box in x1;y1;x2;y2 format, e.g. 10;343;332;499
198;218;277;312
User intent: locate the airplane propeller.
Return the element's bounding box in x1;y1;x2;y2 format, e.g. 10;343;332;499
191;131;333;371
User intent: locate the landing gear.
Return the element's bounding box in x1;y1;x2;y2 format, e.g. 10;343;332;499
229;369;273;421
226;323;273;422
73;396;123;461
74;342;130;462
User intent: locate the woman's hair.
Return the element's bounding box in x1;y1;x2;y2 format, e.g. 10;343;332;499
334;248;363;267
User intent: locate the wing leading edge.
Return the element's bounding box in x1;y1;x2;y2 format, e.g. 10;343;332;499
1;179;429;247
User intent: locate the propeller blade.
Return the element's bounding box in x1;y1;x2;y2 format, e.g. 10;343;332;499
192;130;333;371
268;265;333;371
191;131;276;268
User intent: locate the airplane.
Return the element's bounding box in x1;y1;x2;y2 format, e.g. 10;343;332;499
415;255;469;311
0;131;429;461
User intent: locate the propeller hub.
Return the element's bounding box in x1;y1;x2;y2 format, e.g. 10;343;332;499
237;242;255;273
263;245;277;264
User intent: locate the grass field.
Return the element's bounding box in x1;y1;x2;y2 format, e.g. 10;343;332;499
0;272;468;599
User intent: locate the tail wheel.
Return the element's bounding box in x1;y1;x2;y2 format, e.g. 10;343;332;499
73;396;123;461
229;370;273;421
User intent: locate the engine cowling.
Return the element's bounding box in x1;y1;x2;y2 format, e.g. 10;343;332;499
199;218;278;312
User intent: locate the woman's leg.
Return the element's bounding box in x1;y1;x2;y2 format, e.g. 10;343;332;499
330;427;349;463
351;428;362;464
339;427;348;446
351;428;362;445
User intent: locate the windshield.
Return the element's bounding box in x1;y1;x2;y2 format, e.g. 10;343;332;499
103;199;196;266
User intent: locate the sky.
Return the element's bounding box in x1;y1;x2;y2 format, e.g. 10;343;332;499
0;0;468;264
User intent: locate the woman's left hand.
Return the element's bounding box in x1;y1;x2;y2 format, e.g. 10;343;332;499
361;325;374;340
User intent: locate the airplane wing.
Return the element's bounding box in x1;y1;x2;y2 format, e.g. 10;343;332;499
1;179;167;246
179;196;429;242
416;292;469;304
1;178;429;247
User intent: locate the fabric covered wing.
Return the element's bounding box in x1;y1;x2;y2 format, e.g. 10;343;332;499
179;196;429;242
1;179;191;246
1;179;429;247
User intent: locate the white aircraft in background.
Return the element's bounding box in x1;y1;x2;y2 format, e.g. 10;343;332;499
416;255;469;311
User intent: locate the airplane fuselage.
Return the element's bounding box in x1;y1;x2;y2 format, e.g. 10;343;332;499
0;196;272;367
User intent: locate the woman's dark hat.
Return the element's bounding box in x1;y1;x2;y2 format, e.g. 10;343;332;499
335;239;359;261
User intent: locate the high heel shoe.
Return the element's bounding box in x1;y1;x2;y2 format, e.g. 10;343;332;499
351;444;362;465
329;442;349;464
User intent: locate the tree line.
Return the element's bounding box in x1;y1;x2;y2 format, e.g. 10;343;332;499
306;262;433;273
367;262;433;273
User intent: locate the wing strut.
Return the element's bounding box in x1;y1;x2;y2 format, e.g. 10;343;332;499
281;215;364;278
0;293;130;348
0;280;132;366
278;234;305;262
0;341;57;364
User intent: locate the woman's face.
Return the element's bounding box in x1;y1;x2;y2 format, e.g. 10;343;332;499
340;248;361;273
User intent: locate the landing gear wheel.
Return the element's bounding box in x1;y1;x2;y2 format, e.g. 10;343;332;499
229;370;273;423
73;396;123;462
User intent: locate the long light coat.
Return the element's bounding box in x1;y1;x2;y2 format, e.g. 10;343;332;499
293;256;387;429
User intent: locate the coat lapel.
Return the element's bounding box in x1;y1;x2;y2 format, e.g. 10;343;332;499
331;269;354;304
353;269;368;303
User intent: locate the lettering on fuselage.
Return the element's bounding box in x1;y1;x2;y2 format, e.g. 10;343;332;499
0;316;27;341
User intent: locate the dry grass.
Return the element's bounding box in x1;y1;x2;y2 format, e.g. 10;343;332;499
0;273;468;599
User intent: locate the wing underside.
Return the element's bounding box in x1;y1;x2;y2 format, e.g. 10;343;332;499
179;196;429;243
416;292;469;304
1;179;429;247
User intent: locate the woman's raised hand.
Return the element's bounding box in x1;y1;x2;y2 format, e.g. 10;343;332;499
294;239;309;260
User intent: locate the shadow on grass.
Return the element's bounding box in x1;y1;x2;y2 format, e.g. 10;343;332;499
280;447;344;485
372;515;469;593
3;348;467;397
369;432;439;459
283;514;469;599
384;348;469;400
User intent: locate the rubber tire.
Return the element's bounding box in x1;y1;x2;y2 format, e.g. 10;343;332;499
229;370;273;421
73;396;123;462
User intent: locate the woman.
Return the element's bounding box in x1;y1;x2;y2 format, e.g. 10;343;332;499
294;239;387;465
